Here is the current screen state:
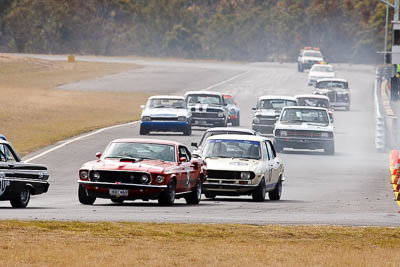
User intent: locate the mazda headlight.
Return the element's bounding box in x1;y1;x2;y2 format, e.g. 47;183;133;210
142;116;151;121
218;112;224;118
178;116;186;121
240;172;251;180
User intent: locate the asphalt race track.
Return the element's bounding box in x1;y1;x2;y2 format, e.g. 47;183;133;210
1;56;399;226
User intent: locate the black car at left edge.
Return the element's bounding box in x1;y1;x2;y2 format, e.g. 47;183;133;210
0;139;49;208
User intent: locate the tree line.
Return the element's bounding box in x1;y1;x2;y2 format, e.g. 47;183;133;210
0;0;392;63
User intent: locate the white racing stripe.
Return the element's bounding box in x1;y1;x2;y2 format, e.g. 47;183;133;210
24;69;251;162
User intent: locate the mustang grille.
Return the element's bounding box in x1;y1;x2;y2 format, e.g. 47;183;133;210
207;170;255;180
90;170;150;184
192;112;219;118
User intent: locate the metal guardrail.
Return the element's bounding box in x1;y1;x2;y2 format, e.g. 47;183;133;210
375;68;386;151
375;65;399;152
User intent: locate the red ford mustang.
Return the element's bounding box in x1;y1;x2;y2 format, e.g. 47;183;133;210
78;139;206;206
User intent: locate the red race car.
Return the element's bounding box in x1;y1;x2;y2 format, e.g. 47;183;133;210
78;139;206;206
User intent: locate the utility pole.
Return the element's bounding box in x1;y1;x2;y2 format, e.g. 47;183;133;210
380;0;399;21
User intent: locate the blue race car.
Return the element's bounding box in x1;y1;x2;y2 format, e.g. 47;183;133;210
140;96;192;136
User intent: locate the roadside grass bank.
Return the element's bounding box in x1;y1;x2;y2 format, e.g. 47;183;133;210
0;221;399;266
0;54;148;155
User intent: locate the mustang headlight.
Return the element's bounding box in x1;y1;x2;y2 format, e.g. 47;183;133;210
80;170;89;180
280;130;287;137
156;175;165;184
140;174;150;184
217;112;224;118
92;171;100;181
253;117;260;124
240;172;251;180
178;116;186;121
142;116;151;121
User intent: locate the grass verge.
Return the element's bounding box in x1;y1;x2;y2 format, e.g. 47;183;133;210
0;221;399;266
0;54;149;155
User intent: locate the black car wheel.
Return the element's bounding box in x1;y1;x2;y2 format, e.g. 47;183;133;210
252;178;266;202
324;142;335;155
183;124;192;136
158;180;176;206
78;184;96;205
139;126;148;135
269;178;282;201
185;179;202;204
10;187;31;208
232;115;240;126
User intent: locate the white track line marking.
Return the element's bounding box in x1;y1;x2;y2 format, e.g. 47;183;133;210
203;70;250;91
24;69;251;162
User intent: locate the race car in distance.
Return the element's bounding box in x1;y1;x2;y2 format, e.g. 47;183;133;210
274;106;335;155
0;139;49;208
222;93;240;126
202;134;284;201
78;139;206;206
252;96;297;135
314;78;350;111
191;127;257;156
140;95;192;135
184;91;228;127
297;47;324;72
308;64;335;86
295;94;334;122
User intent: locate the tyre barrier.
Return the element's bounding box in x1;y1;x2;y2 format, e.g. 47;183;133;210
389;150;400;202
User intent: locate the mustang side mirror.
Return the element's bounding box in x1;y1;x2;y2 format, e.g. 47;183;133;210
252;107;256;111
95;152;102;159
191;142;198;147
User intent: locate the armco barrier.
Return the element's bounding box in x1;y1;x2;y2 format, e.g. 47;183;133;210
375;69;386;151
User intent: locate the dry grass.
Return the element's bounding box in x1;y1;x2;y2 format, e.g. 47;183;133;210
0;54;149;155
0;221;399;267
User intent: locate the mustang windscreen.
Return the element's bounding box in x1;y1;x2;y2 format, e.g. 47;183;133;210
103;142;176;162
147;98;185;109
203;139;261;160
259;99;296;110
281;109;329;124
187;95;222;106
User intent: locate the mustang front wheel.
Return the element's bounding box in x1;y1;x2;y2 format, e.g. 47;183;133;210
158;180;176;206
185;179;202;204
10;187;31;208
78;184;96;205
